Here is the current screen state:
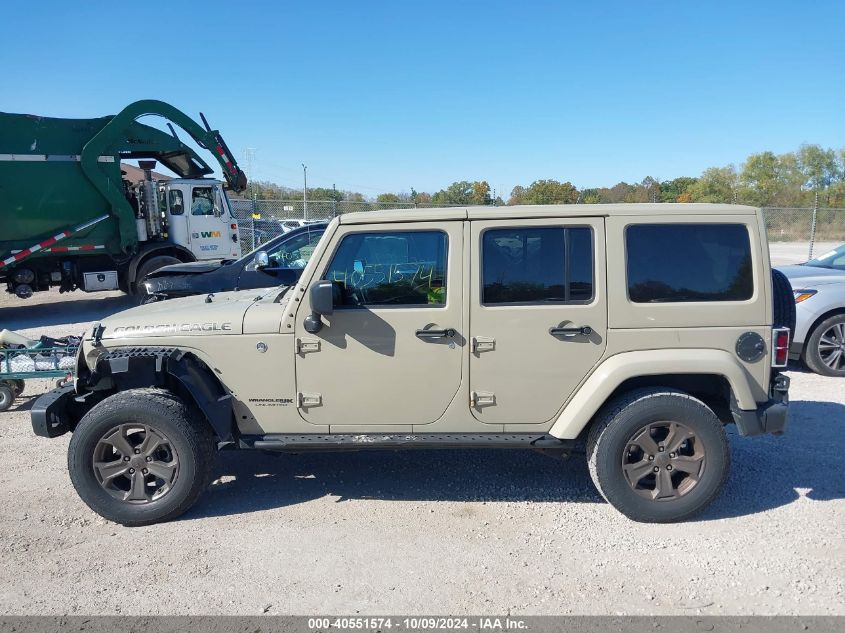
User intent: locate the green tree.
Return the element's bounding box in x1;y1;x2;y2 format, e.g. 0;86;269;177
659;177;698;202
376;193;401;204
689;166;738;203
431;180;490;205
508;179;579;205
798;144;840;205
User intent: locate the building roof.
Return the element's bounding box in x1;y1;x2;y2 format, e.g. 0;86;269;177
120;163;170;186
337;203;759;225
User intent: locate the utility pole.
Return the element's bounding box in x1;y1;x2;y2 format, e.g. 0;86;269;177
301;163;308;221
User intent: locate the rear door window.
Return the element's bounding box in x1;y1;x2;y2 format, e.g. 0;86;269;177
481;226;594;304
626;224;753;303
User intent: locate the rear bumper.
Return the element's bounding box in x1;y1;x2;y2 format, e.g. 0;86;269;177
732;373;790;437
31;385;75;438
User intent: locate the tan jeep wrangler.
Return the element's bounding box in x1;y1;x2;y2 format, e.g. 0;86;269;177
32;203;794;525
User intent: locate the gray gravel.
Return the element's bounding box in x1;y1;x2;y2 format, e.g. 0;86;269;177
1;246;843;616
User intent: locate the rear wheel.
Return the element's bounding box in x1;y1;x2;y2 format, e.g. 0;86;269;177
9;379;25;396
804;314;845;377
67;388;216;526
587;388;730;523
132;256;181;296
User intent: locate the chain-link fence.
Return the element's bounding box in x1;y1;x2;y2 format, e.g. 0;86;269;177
230;199;454;253
231;199;845;260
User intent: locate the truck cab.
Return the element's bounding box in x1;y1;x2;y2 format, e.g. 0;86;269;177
160;179;241;261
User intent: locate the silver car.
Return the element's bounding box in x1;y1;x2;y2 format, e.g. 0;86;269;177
779;244;845;376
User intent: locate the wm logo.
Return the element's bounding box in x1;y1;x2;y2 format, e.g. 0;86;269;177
192;231;222;238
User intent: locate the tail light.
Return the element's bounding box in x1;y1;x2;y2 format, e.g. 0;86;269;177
772;327;790;368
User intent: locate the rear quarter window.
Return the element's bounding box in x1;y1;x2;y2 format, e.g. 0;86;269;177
626;224;753;303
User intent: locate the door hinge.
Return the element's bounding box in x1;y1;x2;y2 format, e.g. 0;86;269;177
297;392;322;408
295;338;321;354
470;391;496;407
471;336;496;353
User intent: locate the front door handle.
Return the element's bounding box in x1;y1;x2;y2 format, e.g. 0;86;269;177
549;325;593;337
415;328;456;339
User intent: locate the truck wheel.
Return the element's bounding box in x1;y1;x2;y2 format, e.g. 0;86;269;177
586;388;730;523
9;379;25;396
803;314;845;377
132;256;181;296
67;388;216;526
0;383;14;412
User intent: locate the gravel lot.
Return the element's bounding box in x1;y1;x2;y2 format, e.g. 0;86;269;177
0;242;843;616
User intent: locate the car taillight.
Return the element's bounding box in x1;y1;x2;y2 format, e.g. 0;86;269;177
772;327;790;367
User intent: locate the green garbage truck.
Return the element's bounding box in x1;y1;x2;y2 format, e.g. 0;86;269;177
0;100;247;299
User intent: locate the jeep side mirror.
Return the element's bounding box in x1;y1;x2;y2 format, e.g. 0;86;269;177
254;251;269;269
304;280;336;333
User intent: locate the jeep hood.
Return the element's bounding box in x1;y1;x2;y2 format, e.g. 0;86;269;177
98;288;287;341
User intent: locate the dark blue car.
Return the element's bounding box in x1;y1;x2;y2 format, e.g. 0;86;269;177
140;222;327;301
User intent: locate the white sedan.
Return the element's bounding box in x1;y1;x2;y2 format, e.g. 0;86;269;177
779;244;845;376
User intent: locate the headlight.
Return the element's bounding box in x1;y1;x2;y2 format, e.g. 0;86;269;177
794;289;817;303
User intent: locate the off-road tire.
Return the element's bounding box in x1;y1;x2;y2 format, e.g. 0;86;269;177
132;256;181;296
68;388;216;526
803;313;845;377
0;384;14;412
586;388;730;523
771;269;796;337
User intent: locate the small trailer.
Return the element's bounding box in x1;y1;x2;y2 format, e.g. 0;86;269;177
0;331;79;411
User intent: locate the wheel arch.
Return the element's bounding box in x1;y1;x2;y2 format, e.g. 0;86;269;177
800;307;845;358
128;244;196;285
547;349;758;440
80;347;235;446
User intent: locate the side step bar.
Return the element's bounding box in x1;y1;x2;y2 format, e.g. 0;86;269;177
245;433;573;452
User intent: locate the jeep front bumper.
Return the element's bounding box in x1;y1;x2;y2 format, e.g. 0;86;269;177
31;384;76;438
732;373;790;437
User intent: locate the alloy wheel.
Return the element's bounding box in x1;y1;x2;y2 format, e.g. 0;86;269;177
92;424;180;504
817;322;845;371
621;421;706;501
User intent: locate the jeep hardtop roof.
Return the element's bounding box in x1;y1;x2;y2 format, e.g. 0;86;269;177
338;203;759;225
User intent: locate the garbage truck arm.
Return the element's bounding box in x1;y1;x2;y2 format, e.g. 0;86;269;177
79;100;247;254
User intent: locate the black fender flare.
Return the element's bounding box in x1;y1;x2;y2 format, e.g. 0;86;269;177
87;347;235;445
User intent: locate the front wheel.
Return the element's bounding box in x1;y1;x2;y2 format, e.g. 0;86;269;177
67;388;216;526
587;388;730;523
132;256;181;296
803;314;845;377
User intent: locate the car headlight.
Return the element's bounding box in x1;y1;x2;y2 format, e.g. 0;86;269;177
794;289;817;303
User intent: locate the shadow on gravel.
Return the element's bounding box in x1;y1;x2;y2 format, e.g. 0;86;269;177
0;295;136;330
186;448;601;520
701;399;845;520
184;398;845;523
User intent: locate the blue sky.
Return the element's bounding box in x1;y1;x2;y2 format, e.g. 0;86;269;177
2;1;843;198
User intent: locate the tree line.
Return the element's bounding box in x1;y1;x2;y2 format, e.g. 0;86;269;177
244;143;845;208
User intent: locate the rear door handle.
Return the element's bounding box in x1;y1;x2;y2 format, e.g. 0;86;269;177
415;328;456;339
549;325;592;337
